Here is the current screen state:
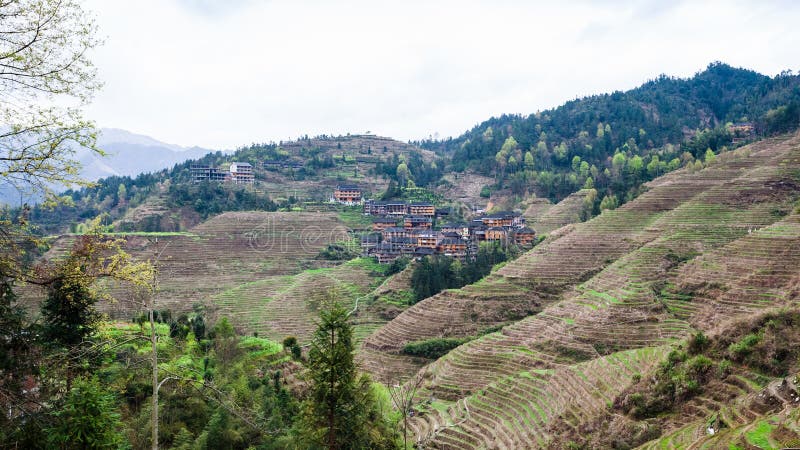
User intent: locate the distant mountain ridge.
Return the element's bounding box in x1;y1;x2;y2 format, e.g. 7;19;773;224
82;128;215;180
0;128;215;205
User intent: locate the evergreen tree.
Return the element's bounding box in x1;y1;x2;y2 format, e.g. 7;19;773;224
40;254;101;388
299;301;396;449
45;377;126;450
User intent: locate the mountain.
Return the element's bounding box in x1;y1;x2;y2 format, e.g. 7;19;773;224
419;62;800;203
79;128;215;180
0;128;215;206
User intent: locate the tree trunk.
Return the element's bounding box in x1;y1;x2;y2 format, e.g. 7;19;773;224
150;302;158;450
328;326;335;450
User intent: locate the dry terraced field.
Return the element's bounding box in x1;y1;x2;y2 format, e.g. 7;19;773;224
362;133;800;448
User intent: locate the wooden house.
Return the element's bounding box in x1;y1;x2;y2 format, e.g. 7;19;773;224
438;238;467;254
513;227;536;246
414;230;439;249
372;217;397;231
381;227;409;240
441;223;470;239
386;202;408;215
333;184;362;204
409;203;435;217
485;227;508;241
404;215;433;230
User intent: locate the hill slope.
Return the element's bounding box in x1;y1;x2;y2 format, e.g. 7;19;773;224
361;132;800;448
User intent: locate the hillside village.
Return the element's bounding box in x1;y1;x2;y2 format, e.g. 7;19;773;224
332;184;537;263
6;29;800;449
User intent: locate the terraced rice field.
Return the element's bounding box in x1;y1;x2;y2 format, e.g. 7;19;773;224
362;133;800;448
34;211;352;321
213;258;385;343
524;188;595;234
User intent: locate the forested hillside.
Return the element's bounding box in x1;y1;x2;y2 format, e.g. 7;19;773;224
420;63;800;204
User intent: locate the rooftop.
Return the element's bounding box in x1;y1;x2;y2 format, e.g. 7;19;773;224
336;184;360;190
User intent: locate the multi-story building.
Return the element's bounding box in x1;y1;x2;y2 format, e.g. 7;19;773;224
414;230;439;249
372;217;397;232
408;203;435;217
404;215;433;230
333;184;362;204
190;164;228;183
513;227;537;246
229;162;254;184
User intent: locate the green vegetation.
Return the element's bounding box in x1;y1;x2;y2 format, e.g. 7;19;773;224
402;337;472;359
618;310;800;421
298;301;397;448
417;63;800;206
410;241;519;302
317;241;361;261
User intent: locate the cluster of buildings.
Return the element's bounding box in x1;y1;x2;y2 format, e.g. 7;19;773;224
329;184;538;263
190;162;254;184
364;204;536;263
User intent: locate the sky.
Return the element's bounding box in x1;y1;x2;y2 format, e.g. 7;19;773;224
82;0;800;150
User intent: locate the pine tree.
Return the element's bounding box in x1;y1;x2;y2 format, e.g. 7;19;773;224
299;301;396;449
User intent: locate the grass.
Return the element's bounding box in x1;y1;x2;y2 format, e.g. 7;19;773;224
745;420;775;449
239;336;283;357
336;208;374;229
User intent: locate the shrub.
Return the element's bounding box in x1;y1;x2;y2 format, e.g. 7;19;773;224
728;333;761;361
402;337;471;359
687;331;709;355
282;336;298;350
385;256;409;276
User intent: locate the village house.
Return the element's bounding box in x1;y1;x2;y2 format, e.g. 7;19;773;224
381;226;409;240
368;242;400;264
441;222;470;239
404;215;433;230
438;237;468;256
471;224;488;241
363;200;387;215
372;217;397;232
413;247;435;259
263;160;283;170
190;164;228;183
414;229;439;249
408;203;435;217
229;162;254;184
333;184;362;205
386;202;408;215
386;236;417;254
513;227;537;246
360;233;381;252
478;211;525;228
485;227;508;242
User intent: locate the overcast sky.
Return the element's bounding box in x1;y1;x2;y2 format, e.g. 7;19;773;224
82;0;800;150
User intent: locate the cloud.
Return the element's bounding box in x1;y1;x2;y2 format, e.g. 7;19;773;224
82;0;800;149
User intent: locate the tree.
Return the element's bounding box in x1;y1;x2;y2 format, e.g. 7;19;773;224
45;377;126;450
40;258;101;388
704;148;716;165
0;278;36;436
300;300;396;449
600;194;619;211
396;162;411;187
0;0;102;203
388;374;423;450
524;151;535;170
